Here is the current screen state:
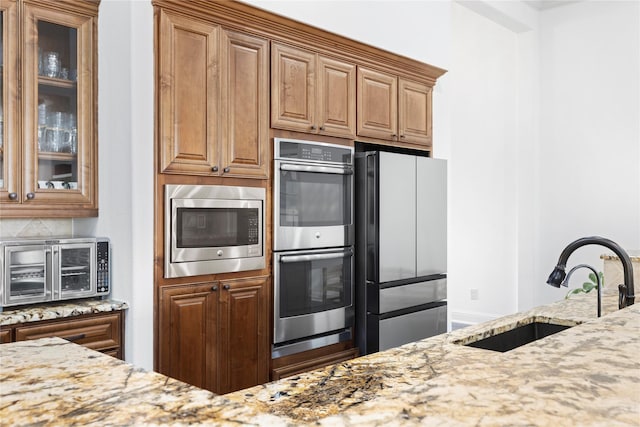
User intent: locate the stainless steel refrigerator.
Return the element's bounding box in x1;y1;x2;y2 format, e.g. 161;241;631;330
355;150;447;355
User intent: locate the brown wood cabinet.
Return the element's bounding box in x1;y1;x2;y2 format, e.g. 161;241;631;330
158;276;269;394
358;67;433;148
0;0;99;217
1;311;125;359
159;282;218;391
271;42;356;139
158;9;269;179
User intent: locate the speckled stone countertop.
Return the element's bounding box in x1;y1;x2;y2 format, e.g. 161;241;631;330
601;249;640;261
0;298;128;326
1;289;638;426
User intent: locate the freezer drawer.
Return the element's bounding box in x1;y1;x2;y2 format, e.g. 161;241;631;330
367;302;447;352
372;277;446;314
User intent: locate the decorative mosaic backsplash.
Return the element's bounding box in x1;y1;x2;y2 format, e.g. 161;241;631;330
0;218;72;239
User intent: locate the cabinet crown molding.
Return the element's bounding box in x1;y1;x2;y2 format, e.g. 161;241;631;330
152;0;447;85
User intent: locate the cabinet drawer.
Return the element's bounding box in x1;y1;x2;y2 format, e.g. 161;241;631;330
15;313;122;352
0;328;12;344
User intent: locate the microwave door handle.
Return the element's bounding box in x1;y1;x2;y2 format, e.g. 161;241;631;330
280;250;353;264
280;163;353;175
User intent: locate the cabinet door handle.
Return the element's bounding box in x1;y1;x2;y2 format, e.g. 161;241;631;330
212;285;218;291
223;284;231;290
391;133;397;138
211;166;219;172
8;193;17;200
310;125;317;130
65;333;86;342
223;167;230;173
26;192;35;200
319;126;325;131
400;134;406;139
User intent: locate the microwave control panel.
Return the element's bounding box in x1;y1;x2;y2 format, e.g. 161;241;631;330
96;240;110;294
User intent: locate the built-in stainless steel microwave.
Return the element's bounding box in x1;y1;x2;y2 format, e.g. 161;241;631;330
164;184;265;278
0;237;110;310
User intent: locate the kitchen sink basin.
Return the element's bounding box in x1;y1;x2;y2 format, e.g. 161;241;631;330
462;321;574;352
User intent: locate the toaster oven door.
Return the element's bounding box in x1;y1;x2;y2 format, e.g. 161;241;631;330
2;245;52;307
56;243;96;301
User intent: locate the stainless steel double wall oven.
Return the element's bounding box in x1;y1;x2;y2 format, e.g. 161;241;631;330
273;138;355;356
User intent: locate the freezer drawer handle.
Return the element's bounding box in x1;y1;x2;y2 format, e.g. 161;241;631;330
280;250;353;264
280;163;353;175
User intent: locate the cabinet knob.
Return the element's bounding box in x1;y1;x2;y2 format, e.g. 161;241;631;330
211;166;219;172
391;133;397;138
319;126;325;131
310;125;317;130
223;167;230;173
212;285;218;291
26;192;35;200
223;284;231;290
8;193;17;200
400;135;406;139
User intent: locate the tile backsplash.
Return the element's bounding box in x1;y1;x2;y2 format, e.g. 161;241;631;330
0;219;73;239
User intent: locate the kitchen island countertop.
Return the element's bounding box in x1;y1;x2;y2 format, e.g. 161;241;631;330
1;289;638;426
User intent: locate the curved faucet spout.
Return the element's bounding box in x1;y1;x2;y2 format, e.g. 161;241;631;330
547;236;635;310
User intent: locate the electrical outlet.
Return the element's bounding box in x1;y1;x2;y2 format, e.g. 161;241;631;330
470;288;479;300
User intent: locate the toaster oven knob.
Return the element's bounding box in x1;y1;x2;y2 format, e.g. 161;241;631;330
217;250;223;257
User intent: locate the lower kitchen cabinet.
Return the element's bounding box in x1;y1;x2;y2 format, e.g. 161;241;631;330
0;311;125;359
158;276;270;394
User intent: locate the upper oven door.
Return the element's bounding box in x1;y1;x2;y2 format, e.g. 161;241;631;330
170;198;263;263
274;161;354;251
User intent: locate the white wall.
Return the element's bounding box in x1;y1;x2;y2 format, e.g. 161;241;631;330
535;1;640;306
75;0;155;370
448;2;522;323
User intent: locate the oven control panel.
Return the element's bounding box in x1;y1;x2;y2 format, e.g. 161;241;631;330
276;139;353;164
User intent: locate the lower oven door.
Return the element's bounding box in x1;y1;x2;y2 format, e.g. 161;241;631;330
274;247;354;344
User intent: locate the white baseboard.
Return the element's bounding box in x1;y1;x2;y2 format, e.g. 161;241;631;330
450;310;501;328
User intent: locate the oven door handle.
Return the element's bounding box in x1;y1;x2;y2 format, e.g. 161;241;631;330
280;163;353;175
279;250;353;264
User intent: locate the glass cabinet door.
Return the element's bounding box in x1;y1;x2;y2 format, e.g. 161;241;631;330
23;3;95;207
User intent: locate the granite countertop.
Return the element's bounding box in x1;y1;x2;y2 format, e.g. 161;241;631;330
601;250;640;261
1;289;639;426
0;298;129;326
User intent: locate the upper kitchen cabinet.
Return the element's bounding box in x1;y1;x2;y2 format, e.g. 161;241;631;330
271;42;356;139
158;9;268;179
358;67;433;149
0;0;99;217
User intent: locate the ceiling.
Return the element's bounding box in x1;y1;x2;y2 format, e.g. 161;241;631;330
524;0;582;10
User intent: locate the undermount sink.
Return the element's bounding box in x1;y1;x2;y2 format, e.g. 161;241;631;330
461;321;574;352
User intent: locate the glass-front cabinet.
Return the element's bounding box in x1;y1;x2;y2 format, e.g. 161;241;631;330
0;0;98;217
